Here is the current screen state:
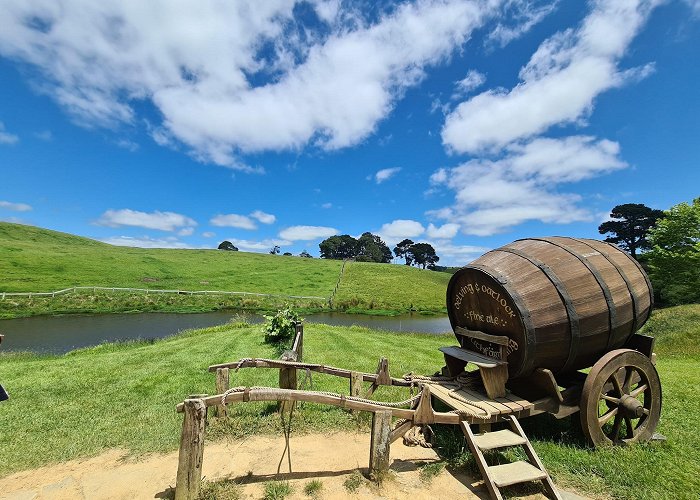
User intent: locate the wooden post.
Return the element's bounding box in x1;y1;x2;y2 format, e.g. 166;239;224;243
369;410;392;475
175;399;207;500
279;366;297;413
293;322;304;361
214;368;230;418
350;371;363;414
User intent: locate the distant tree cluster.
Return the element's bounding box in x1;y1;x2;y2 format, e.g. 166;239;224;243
393;239;439;269
217;240;238;251
319;232;392;263
598;204;664;258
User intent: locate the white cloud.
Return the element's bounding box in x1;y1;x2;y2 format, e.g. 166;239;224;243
0;0;505;168
684;0;700;15
321;202;333;209
34;130;53;141
202;231;215;238
102;235;193;249
377;219;425;245
486;1;560;48
442;0;659;153
0;122;19;144
279;225;337;241
426;222;460;239
0;200;32;212
452;70;486;98
429;240;490;266
428;135;627;235
250;210;276;224
373;167;402;184
228;237;292;252
97;209;197;232
209;213;256;230
115;138;139;152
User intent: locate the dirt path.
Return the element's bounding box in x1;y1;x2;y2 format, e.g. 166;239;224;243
0;432;587;500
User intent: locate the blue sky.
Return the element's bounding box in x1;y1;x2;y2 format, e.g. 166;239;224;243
0;0;698;266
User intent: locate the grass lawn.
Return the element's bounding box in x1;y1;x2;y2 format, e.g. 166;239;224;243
0;222;450;318
1;305;699;498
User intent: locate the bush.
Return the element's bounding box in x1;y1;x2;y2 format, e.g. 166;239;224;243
262;306;302;344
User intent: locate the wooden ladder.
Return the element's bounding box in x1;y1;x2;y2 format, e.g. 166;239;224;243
460;415;562;500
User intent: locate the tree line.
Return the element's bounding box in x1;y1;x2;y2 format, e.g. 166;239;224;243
598;199;700;306
319;233;439;268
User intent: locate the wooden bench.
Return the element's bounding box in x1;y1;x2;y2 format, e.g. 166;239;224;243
439;345;508;398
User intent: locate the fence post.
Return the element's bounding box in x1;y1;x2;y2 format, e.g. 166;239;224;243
175;398;207;500
214;368;230;418
369;410;392;475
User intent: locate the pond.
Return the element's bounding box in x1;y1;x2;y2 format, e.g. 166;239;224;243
0;311;452;354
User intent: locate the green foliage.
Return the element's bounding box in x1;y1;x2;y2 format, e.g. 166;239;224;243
418;461;445;483
303;479;323;497
299;250;313;258
262;306;303;344
319;234;357;260
356;232;392;263
598;203;664;258
408;242;439;269
646;197;700;305
393;238;414;265
198;478;241;500
343;471;365;492
263;481;292;500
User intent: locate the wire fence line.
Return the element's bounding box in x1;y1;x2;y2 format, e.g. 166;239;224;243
329;258;353;307
0;286;328;302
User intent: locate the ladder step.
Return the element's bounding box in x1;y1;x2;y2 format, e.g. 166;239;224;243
473;429;526;450
488;461;548;487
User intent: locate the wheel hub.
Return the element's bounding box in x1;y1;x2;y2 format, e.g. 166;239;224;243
619;394;644;418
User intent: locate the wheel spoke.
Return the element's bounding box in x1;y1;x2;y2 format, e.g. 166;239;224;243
601;394;621;404
625;417;635;439
629;384;648;398
610;414;623;440
611;373;624;397
623;367;634;393
599;407;618;426
643;408;649;415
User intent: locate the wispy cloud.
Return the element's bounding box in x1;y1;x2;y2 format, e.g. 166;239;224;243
0;122;19;144
0;200;32;212
452;70;486;99
250;210;276;224
97;209;197;232
279;225;337;241
371;167;402;184
210;213;257;230
377;219;425;245
101;235;193;249
227;237;292;252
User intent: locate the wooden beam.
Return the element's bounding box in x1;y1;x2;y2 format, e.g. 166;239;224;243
175;399;207;500
350;371;363;414
369;410;392;475
413;385;435;425
454;326;510;346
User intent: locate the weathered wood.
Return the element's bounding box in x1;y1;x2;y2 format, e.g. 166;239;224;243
350;371;363;414
369;410;392;474
176;388;465;424
447;237;653;378
508;368;563;403
175;399;207;500
390;420;414;444
278;367;297;414
479;363;508;399
375;357;391;386
207;359;412;386
455;326;509;346
412;385;435;425
439;346;506;368
214;368;230;418
461;421;503;500
292;323;304;361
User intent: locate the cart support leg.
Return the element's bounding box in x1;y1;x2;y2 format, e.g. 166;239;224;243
369;410;392;475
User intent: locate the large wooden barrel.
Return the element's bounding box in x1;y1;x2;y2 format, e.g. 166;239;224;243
446;237;652;379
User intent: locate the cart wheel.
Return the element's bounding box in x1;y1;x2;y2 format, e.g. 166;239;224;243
580;349;661;447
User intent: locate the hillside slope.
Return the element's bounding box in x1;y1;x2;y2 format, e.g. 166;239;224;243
0;222;451;315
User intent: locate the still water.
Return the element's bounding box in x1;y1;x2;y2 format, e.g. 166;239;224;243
0;311;452;354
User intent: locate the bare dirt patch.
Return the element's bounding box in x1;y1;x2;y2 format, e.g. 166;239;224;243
0;432;586;500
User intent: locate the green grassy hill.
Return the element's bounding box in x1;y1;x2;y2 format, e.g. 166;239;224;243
0;222;451;317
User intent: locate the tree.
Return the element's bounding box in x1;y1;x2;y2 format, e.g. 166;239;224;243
319;234;358;259
393;238;414;265
283;252;292;256
356;232;392;263
217;240;238;251
646;198;700;305
409;242;439;269
598;204;664;258
299;250;313;258
269;245;280;255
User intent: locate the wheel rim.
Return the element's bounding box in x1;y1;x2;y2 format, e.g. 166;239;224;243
581;349;662;447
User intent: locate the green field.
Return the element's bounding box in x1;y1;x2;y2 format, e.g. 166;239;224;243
0;305;698;498
0;222;450;318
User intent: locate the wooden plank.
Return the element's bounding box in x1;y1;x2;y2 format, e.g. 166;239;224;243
214;368;229;418
489;461;547;487
413;385;435;425
369;410;392;475
479;363;508;398
439;346;507;368
461;421;503;500
473;429;526;451
175;399;207;500
458;388;510;415
390;420;414;444
454;326;510;346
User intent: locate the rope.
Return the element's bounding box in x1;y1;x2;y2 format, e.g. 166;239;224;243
403;371;492;420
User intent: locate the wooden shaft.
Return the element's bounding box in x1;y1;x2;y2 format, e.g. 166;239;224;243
369;410;392;474
278;367;297;414
175;399;207;500
176;388;464;424
214;368;229;418
350;371;363;414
